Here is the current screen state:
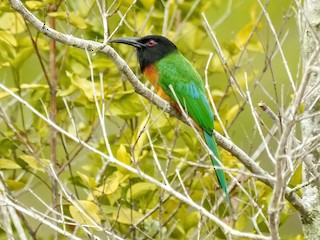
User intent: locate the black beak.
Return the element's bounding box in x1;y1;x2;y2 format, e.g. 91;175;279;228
109;37;143;48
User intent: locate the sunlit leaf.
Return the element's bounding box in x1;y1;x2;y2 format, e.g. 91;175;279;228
143;220;166;237
225;104;240;126
210;89;225;102
180;130;197;151
149;112;176;134
0;84;49;99
0;159;21;169
11;47;34;68
246;38;263;52
235;6;263;53
170;223;185;238
0;13;25;34
69;200;101;225
57;84;77;97
220;149;239;169
5;180;25;191
0;88;18;99
0;30;17;47
126;182;157;202
25;1;47;10
0;61;10;68
113;207;144;225
140;0;156;9
19;155;50;172
48;12;87;29
100;205;119;215
77;171;97;189
0;138;15;156
92;58;115;70
183;211;198;230
106;90;144;119
290;234;304;240
94;171;129;196
67;71;103;101
131;116;149;161
20;84;49;90
235;211;249;230
116;144;131;173
210;51;230;73
289;164;302;196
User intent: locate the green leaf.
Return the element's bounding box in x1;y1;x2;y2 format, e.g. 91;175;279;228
20;83;49;90
143;220;165;236
225;104;240;127
5;180;25;191
100;205;118;215
0;13;25;34
113;207;144;225
94;171;129;196
0;84;48;99
116;144;131;173
170;223;185;238
106;91;144;119
67;71;103;101
100;205;146;225
183;211;198;231
180;130;197;151
131;116;149;161
140;0;156;9
0;158;21;169
126;182;157;202
0;138;16;156
0;88;18;99
57;84;77;97
149;112;176;134
19;155;50;172
69;200;101;225
0;30;17;47
235;6;263;53
25;1;47;10
77;171;97;189
11;47;34;68
210;51;230;73
92;58;115;70
48;12;87;29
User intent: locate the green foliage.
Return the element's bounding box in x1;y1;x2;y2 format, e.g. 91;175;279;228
0;0;304;239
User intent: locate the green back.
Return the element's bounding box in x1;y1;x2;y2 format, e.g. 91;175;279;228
156;52;214;133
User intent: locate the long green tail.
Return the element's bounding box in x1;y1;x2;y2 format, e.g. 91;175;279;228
204;131;230;202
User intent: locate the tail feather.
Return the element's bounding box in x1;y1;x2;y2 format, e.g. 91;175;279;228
204;131;230;202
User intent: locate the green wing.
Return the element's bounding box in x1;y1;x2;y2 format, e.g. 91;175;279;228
156;52;214;132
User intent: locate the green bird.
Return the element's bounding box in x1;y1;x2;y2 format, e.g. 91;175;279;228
110;35;229;201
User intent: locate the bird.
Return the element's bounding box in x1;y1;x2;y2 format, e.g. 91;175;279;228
110;35;229;201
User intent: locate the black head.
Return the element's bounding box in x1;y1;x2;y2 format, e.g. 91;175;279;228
110;35;177;72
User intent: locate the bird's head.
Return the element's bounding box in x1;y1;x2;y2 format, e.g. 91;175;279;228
110;35;177;72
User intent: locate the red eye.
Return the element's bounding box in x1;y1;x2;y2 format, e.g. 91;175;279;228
148;40;156;47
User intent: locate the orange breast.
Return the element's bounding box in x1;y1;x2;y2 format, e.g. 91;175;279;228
143;65;158;87
143;65;173;103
